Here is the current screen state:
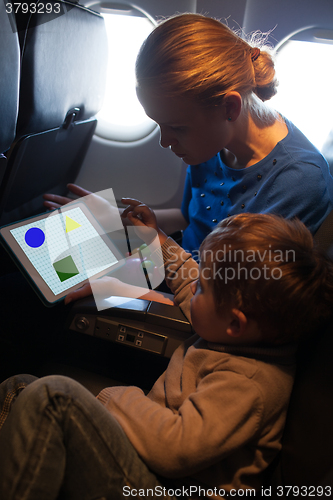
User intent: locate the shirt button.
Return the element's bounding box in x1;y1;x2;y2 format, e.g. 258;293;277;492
257;174;262;180
220;201;224;206
220;182;224;186
241;204;245;209
200;193;205;197
212;219;217;223
206;206;211;210
273;159;277;165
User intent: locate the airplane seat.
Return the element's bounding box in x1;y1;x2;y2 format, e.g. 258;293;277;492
263;229;333;495
0;0;108;226
34;296;192;395
266;318;333;496
0;4;20;173
314;211;333;260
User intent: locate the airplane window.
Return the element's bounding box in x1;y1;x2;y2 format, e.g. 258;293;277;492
270;32;333;152
95;10;156;142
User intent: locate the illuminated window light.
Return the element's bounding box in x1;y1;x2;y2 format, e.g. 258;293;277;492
270;39;333;152
96;12;155;142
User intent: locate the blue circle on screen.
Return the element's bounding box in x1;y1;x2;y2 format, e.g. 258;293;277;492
25;227;45;248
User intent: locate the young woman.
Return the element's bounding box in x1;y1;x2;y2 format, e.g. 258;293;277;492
133;13;333;255
44;14;333;256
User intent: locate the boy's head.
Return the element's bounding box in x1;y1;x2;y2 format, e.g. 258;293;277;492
192;213;333;346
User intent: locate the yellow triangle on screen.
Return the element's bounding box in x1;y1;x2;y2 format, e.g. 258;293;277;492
66;216;82;233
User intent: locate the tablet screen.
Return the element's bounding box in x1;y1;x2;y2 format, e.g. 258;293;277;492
1;204;123;305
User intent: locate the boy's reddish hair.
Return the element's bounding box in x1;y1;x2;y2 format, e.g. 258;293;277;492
200;213;333;345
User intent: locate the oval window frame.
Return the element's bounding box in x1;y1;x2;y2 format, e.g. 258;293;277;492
87;1;157;143
270;27;333;152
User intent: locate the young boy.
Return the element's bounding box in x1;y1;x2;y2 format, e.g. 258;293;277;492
0;209;332;499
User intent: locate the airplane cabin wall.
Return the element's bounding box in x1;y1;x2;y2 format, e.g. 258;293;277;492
76;0;198;208
243;0;333;47
196;0;247;28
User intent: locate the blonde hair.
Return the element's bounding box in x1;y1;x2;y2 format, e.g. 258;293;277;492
136;13;278;123
200;213;333;345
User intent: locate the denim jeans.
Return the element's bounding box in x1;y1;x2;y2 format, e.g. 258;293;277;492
0;374;178;500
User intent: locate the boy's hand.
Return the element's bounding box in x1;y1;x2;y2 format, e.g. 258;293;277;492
121;198;168;245
64;276;137;305
64;276;174;306
64;282;92;305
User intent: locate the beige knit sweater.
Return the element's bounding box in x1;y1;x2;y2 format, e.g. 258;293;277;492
97;238;296;498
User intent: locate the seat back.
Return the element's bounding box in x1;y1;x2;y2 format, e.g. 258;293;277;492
270;321;333;493
268;212;333;494
0;4;20;156
0;0;108;225
314;210;333;259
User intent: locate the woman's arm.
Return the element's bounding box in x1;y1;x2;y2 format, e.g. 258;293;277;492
153;208;188;235
44;184;188;235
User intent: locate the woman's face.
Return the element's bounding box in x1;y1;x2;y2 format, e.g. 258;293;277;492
137;87;231;165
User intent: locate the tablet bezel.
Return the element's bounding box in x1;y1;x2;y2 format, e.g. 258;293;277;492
0;203;125;306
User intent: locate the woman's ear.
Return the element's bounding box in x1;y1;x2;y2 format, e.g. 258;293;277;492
226;308;247;338
224;92;242;122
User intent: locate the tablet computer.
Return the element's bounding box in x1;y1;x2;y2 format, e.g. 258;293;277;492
0;203;125;306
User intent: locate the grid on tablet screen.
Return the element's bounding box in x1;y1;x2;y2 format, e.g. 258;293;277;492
10;207;118;296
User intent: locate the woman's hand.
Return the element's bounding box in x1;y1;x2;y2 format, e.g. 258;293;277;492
121;198;168;245
43;184;92;210
44;183;123;232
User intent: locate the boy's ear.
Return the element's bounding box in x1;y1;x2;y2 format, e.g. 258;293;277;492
226;308;247;338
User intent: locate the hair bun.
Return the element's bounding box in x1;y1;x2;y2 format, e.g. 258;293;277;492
252;49;279;101
251;47;261;62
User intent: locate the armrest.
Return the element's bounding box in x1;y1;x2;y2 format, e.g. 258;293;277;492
66;296;193;358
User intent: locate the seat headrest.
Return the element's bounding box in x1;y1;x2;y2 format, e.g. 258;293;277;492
0;5;20;153
16;0;108;137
